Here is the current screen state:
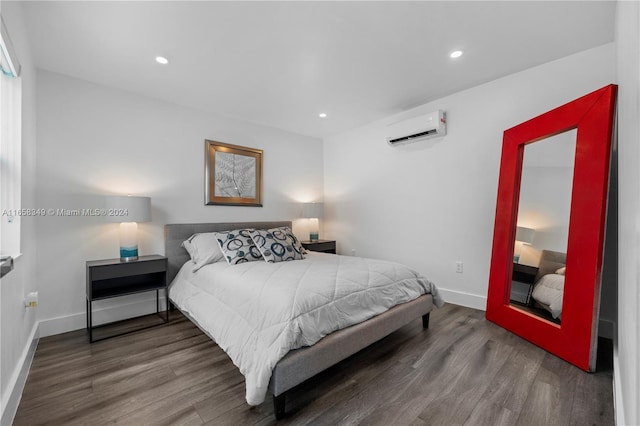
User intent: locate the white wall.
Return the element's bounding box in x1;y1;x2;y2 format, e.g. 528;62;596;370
0;0;39;422
518;165;573;253
615;1;640;424
323;43;615;312
35;70;324;335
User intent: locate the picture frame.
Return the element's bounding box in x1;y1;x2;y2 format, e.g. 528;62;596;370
205;140;263;207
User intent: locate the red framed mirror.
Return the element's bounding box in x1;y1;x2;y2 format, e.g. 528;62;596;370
486;85;617;371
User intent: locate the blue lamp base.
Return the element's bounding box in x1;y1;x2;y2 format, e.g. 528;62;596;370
119;222;139;262
120;246;139;262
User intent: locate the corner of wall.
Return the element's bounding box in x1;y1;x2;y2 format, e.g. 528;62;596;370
614;0;640;424
0;321;39;426
0;2;41;423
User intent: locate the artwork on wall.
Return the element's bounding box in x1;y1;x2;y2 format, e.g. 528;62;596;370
205;140;263;206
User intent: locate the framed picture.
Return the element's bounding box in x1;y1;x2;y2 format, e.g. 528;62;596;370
205;140;263;206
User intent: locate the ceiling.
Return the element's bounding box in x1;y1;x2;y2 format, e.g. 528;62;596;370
21;1;616;139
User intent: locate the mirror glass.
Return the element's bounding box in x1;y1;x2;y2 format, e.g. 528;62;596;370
508;129;576;324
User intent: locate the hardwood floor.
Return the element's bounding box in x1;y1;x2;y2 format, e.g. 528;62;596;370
13;304;614;425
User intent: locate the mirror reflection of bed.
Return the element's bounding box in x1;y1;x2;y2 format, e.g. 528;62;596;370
508;130;576;323
511;250;566;324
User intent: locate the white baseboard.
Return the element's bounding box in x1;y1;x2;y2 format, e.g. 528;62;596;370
1;322;39;426
438;288;487;311
39;294;168;338
613;331;625;426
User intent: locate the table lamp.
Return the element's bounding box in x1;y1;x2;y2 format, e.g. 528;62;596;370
301;202;323;241
105;195;151;261
514;226;535;263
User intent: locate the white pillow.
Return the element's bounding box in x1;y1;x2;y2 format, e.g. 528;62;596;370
555;266;566;275
182;233;225;272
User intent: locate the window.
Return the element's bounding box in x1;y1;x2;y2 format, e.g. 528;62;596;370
0;14;22;257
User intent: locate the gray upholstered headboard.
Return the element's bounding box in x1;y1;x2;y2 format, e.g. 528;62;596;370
535;249;567;282
165;221;292;282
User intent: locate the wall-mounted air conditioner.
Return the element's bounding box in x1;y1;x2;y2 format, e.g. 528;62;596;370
387;110;446;146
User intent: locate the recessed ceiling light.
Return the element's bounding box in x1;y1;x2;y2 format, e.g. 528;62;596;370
450;50;463;59
319;113;328;118
155;56;169;65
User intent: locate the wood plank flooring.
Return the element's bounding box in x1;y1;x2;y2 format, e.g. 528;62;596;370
13;304;614;425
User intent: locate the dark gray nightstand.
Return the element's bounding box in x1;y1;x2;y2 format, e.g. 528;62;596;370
511;263;539;306
301;240;336;254
86;254;168;342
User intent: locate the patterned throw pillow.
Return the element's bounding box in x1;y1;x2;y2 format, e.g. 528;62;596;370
214;229;264;264
249;227;306;263
281;227;308;255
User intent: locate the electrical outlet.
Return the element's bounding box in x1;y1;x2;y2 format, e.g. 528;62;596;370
351;249;356;256
25;291;38;308
455;261;463;273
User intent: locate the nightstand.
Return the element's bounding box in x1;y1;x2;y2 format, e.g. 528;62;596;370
86;255;168;342
511;263;539;305
301;240;336;254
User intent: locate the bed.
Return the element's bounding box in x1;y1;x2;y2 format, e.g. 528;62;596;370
530;249;567;319
165;221;443;419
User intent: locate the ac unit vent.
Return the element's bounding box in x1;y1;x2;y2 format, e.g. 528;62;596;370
388;129;440;144
387;110;446;146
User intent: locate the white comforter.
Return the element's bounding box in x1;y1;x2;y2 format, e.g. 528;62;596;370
169;252;443;405
531;273;565;318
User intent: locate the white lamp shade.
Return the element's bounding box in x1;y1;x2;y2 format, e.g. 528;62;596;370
515;226;535;245
302;203;323;219
105;196;151;223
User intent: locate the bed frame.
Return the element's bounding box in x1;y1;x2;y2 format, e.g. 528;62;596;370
532;249;567;315
534;249;567;282
165;221;434;419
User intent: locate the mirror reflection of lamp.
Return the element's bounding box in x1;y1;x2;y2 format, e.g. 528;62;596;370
301;203;323;241
514;226;535;264
105;195;151;262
